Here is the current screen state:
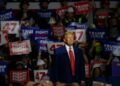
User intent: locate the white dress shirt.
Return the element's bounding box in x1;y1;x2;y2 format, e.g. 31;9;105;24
65;44;75;60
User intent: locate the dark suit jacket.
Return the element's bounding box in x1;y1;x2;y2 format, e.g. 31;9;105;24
49;45;85;84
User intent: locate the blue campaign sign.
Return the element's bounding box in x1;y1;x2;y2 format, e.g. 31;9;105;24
0;61;8;75
36;39;48;52
87;29;106;40
32;29;49;40
103;41;120;52
112;62;120;77
0;10;15;21
76;23;88;29
21;26;39;39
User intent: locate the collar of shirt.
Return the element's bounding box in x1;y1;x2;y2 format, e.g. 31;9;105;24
65;44;75;60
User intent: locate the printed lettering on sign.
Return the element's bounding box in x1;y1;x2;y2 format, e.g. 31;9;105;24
34;70;48;82
74;1;90;15
47;42;64;54
9;40;31;55
1;21;20;34
10;70;29;83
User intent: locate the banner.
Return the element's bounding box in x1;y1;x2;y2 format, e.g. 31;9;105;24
33;29;49;40
0;31;7;45
0;10;14;21
10;70;29;83
0;61;8;75
47;41;64;54
112;62;120;77
9;40;31;55
1;21;20;34
34;70;48;82
74;1;90;15
87;29;106;40
68;29;86;43
51;25;66;37
21;26;39;40
37;40;48;51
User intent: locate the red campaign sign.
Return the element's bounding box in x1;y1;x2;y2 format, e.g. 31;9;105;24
10;70;29;83
56;6;68;16
51;25;66;37
9;40;31;55
74;1;90;15
97;11;108;18
85;64;90;78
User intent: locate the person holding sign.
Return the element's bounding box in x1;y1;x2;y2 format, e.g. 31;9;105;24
49;31;85;85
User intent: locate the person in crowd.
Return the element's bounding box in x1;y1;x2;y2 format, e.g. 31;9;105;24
37;59;46;70
37;0;55;29
62;6;76;27
78;43;89;64
34;82;41;86
0;0;16;21
49;31;85;85
91;66;108;84
16;0;38;26
94;0;112;29
24;80;34;86
88;40;107;62
107;17;119;41
0;54;9;86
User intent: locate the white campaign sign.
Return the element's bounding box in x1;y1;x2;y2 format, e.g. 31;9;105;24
0;31;7;45
47;42;64;54
9;40;31;55
1;21;20;34
34;70;48;82
68;29;86;43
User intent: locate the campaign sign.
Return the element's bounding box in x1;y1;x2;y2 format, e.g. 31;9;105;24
51;25;66;37
0;61;8;75
47;41;64;54
1;21;20;34
68;29;86;43
112;62;120;77
33;29;49;40
87;29;106;40
96;11;108;19
9;40;31;55
74;1;90;15
37;39;48;51
0;10;14;21
103;41;120;52
34;70;48;82
10;70;29;83
21;26;39;40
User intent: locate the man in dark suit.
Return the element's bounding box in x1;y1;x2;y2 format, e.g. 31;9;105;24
49;31;85;85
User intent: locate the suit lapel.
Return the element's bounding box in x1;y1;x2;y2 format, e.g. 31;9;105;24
63;46;72;70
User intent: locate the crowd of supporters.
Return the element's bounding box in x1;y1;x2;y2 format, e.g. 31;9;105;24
0;0;120;86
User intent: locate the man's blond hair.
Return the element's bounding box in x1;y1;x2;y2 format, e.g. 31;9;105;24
63;31;74;38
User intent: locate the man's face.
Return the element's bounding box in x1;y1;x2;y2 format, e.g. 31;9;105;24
64;33;74;46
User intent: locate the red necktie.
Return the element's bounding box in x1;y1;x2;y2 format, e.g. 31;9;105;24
69;47;75;76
